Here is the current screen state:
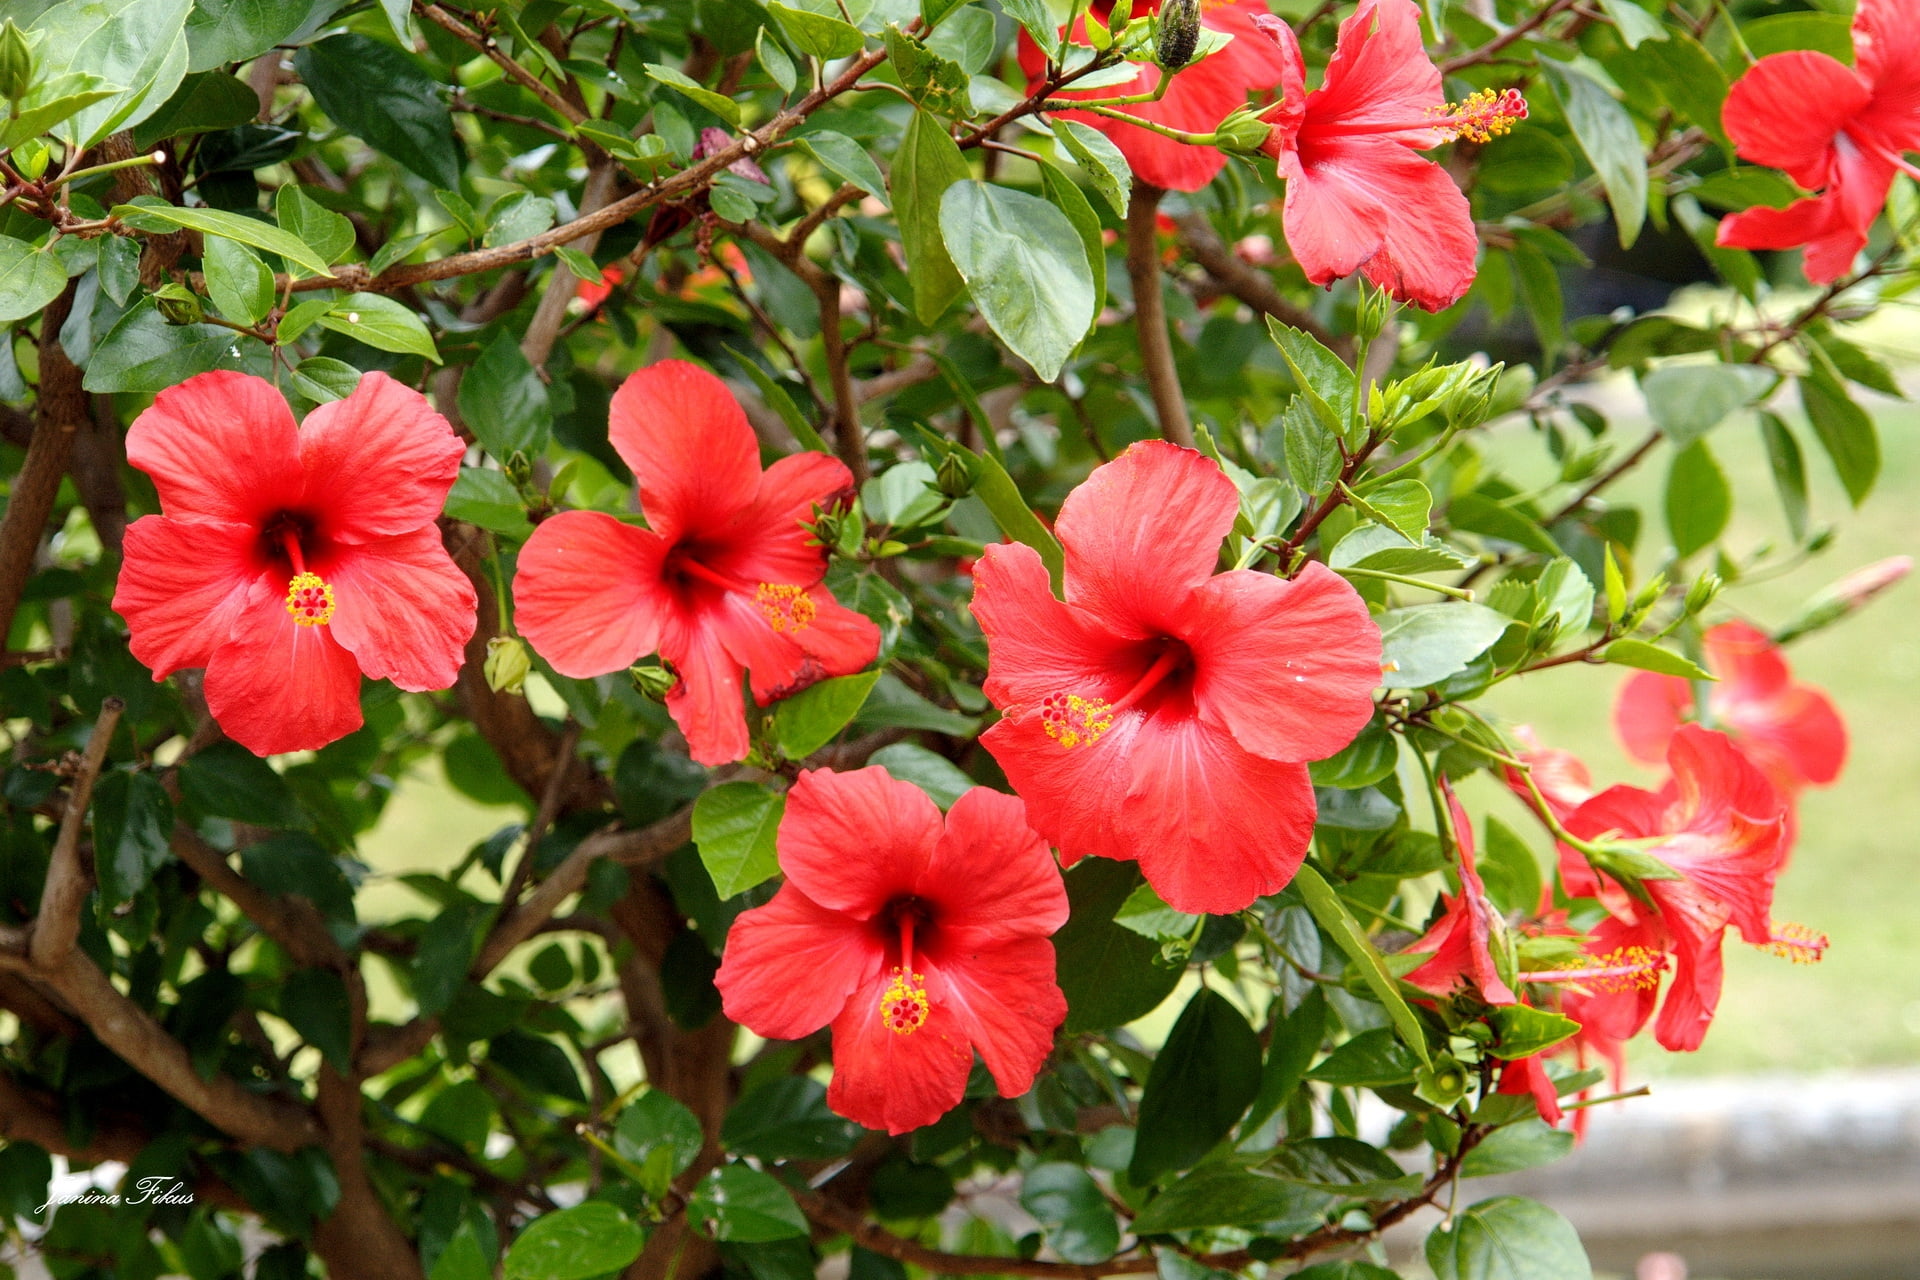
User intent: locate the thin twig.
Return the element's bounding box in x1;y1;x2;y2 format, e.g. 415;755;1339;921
1126;184;1194;448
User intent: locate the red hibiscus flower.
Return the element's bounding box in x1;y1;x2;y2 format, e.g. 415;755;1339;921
1494;1052;1564;1127
1563;725;1790;1051
1021;0;1297;193
1250;0;1525;310
970;440;1381;915
714;767;1069;1135
1613;621;1846;801
1403;781;1517;1006
512;360;880;766
112;371;474;756
1716;0;1920;282
1514;912;1666;1129
576;265;623;312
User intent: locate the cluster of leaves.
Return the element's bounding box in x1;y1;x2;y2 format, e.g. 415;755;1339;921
0;0;1906;1277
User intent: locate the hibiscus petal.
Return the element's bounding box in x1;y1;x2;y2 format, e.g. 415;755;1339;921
203;583;364;755
715;884;882;1041
608;360;759;542
981;708;1144;870
929;939;1066;1098
1308;0;1445;140
972;541;1137;711
297;372;464;542
1279;139;1394;283
1611;669;1690;766
1055;441;1238;634
1353;146;1480;311
779;767;943;918
1722;50;1868;185
124;371;301;524
514;511;672;678
793;588;881;682
113;515;260;677
711;586;879;707
1855;0;1920;147
1122;715;1319;914
1716;146;1893;283
1703;620;1790;698
827;970;974;1135
1732;688;1847;790
662;615;753;766
325;527;477;691
1189;562;1381;763
709;450;853;587
1649;898;1725;1052
921;787;1068;947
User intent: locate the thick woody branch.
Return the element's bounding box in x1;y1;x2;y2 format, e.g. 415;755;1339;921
1125;185;1194;449
170;825;348;969
29;698;121;969
0;285;84;647
521;161;618;369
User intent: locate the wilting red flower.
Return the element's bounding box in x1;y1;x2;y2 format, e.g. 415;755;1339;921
1021;0;1297;193
1403;781;1517;1006
113;372;474;756
714;768;1069;1134
576;265;623;312
1494;1052;1564;1127
1563;725;1791;1051
1613;620;1846;801
971;441;1381;915
1250;0;1525;310
1716;0;1920;282
513;361;879;765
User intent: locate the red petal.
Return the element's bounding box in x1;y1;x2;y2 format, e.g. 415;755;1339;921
981;710;1142;870
1055;441;1238;634
779;767;943;918
113;515;260;677
325;527;477;691
608;360;760;542
1307;0;1445;142
709;450;851;587
1611;669;1689;766
662;615;752;766
921;788;1068;948
793;587;881;679
514;511;672;678
124;371;301;525
716;883;882;1041
1649;896;1725;1052
1715;144;1893;283
1703;621;1789;698
203;583;364;755
931;938;1066;1098
1284;138;1478;310
972;541;1138;712
1722;51;1867;186
1855;0;1920;147
1189;562;1380;762
826;969;974;1134
1123;716;1319;914
297;371;464;542
1495;1054;1563;1126
710;587;879;706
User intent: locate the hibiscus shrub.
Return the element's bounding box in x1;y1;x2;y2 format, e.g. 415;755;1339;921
0;0;1908;1276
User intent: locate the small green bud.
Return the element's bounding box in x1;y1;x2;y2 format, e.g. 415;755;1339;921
1683;571;1722;617
1083;10;1112;50
504;450;533;489
152;283;204;326
1415;1055;1471;1110
1155;0;1200;70
1109;0;1135;33
1212;105;1274;155
14;137;50;182
1772;554;1911;644
483;635;531;695
0;20;34;103
629;662;678;701
1628;570;1668;621
934;451;973;499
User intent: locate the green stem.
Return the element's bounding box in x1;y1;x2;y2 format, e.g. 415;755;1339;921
1072;103;1217;144
48;149;164;190
1336;567;1477;601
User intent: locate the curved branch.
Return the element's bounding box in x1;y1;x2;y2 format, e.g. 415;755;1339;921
30;698;121;969
1126;184;1194;449
1169;207;1351;360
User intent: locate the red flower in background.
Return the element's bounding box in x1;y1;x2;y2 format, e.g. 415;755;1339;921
971;441;1381;915
715;768;1069;1134
513;360;879;765
1403;781;1517;1006
113;371;474;756
1563;725;1794;1051
1613;620;1846;801
1716;0;1920;282
1021;0;1297;193
576;265;623;312
1251;0;1525;310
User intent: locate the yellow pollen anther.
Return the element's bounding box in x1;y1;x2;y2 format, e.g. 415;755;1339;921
285;572;335;627
1040;692;1114;749
1521;946;1666;994
1763;921;1828;965
879;968;929;1036
1432;87;1528;144
755;582;815;633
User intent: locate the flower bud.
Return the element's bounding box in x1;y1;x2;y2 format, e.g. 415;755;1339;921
1212;105;1274;155
629;662;678;701
484;635;531;695
152;283;204;326
504;450;534;489
1415;1055;1471;1110
1682;571;1722;617
0;20;34;103
934;451;974;499
1772;555;1912;644
1156;0;1201;70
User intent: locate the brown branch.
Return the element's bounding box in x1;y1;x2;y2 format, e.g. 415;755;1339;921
1125;185;1194;449
169;825;348;969
29;697;121;970
491;721;583;930
1168;208;1350;360
415;3;594;130
1439;0;1583;72
0;284;84;647
521;160;618;369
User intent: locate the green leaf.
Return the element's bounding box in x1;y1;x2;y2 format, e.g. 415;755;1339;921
1054;860;1182;1032
1130;988;1262;1184
1426;1196;1592;1280
295;33;463;188
1458;1119;1574;1178
1267;319;1356;443
643;61;743;125
91;770;174;908
1640;363;1772;449
0;236;70;325
430;1225;492;1280
1596;0;1663;47
1664;438;1730;559
504;1203;646;1280
1306;1027;1420;1088
1630;32;1727;149
999;0;1061;53
1757;410;1810;542
884;23;970;111
185;0;329;71
1114;882;1198;942
83;300;259;393
1544;62;1647;249
1378;603;1511;688
458;332;549;456
1309;723;1399;790
1354;479;1432;542
1743;10;1852;60
723;1078;861;1162
30;0;191;147
445;467;531;537
692;782;786;899
131;69;257;148
1131;1165;1330;1235
276;184;356;266
1037;161;1106;338
279;968;352;1073
893;110;970;324
771;670;881;760
276;295;333;345
757;25;797;94
1291;1265;1401;1280
1799;358;1880;506
1511;238;1563;357
178;741;302;826
1021;1164;1120;1265
1291;865;1431;1068
1448;492;1561;556
289;356;361;404
1487;1005;1582;1060
866;743;974;808
1243;988;1327;1135
0;78;125;151
204;235;273;326
1598;637;1713;680
939;181;1095;383
799;130;888;200
689;1167;808;1243
960;444;1065;590
615;1091;704;1195
113;197;333;276
1478;816;1543;919
1267;1136;1422;1196
1049;118;1132;218
318;293;439;362
765;1;865;59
